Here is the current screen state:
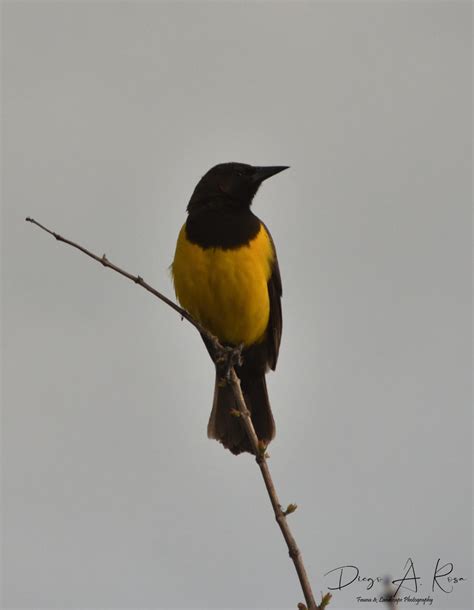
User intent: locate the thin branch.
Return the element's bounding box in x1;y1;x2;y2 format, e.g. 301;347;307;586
228;369;330;610
25;217;217;346
26;216;329;610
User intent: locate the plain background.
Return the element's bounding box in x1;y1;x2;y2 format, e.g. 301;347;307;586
1;1;472;609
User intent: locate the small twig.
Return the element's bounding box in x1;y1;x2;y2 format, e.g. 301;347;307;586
228;368;320;609
26;216;328;610
25;217;217;346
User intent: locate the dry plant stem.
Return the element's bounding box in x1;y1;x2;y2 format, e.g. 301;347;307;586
25;218;215;344
228;369;319;610
26;216;326;610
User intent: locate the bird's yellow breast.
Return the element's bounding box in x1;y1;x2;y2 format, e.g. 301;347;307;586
172;223;275;346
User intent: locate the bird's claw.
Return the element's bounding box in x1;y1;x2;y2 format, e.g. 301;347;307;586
216;343;244;383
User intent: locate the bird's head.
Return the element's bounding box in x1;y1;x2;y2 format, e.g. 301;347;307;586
187;162;289;213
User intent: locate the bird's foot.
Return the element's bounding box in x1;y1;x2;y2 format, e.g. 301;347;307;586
215;343;244;383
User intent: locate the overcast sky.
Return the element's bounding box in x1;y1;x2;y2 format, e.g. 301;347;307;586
2;2;472;609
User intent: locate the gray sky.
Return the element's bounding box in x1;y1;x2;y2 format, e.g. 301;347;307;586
2;1;472;609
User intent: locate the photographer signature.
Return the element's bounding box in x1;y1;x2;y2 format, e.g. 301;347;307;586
324;558;467;595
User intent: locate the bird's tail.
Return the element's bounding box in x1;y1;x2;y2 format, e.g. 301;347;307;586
207;371;275;455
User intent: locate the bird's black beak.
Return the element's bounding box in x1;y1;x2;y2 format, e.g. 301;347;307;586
252;165;290;184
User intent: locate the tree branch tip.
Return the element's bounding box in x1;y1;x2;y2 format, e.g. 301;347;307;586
297;602;308;609
284;503;298;516
319;591;332;609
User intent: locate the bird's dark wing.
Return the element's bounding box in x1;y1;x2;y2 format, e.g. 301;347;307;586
265;227;282;371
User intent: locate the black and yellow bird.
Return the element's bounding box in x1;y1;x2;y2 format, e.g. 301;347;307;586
172;162;288;455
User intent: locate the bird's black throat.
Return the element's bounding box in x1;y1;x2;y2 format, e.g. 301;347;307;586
185;206;261;250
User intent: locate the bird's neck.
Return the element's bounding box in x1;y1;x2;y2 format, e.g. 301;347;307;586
185;207;261;250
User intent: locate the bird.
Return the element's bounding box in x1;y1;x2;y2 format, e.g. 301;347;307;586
171;162;288;455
